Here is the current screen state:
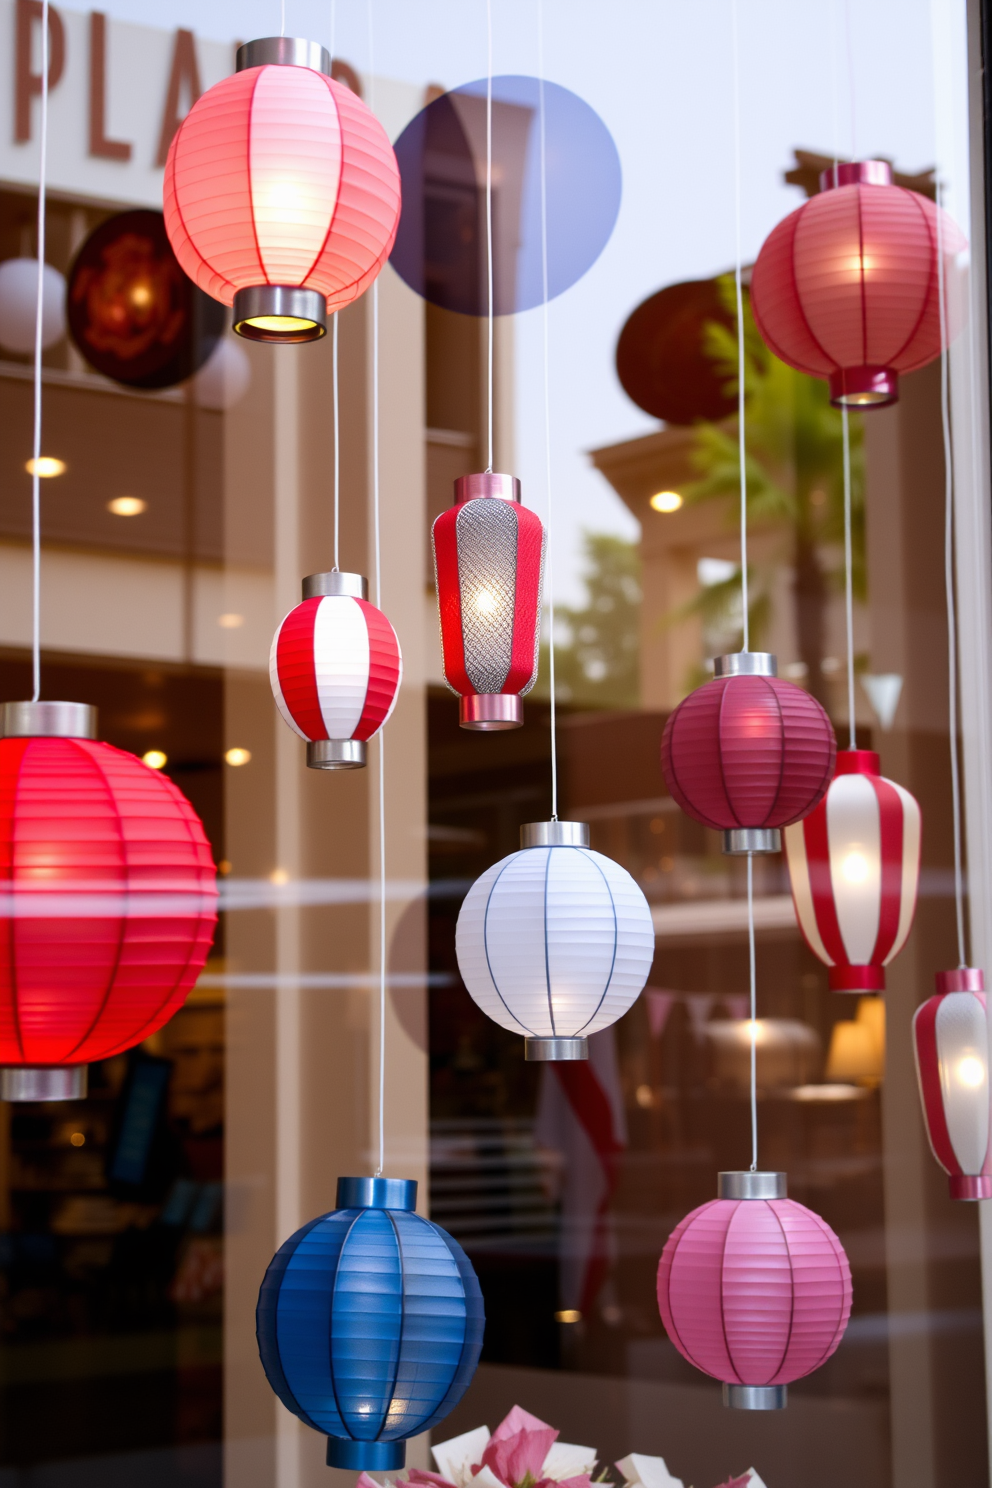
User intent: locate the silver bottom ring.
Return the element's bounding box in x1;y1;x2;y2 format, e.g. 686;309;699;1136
307;739;366;770
723;1384;787;1411
525;1037;589;1062
723;827;781;855
460;694;523;731
1;1066;87;1101
233;285;326;343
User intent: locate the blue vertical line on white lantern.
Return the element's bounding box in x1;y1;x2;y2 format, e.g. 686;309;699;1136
485;0;494;473
541;847;556;1036
483;857;535;1034
538;0;558;819
574;848;619;1034
31;0;51;702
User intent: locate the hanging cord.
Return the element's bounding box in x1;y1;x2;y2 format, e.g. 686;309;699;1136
843;0;857;160
484;0;494;473
368;1;386;1178
842;408;856;749
332;314;340;569
280;0;286;38
747;854;758;1170
30;0;51;704
537;2;557;819
731;0;748;652
935;183;967;968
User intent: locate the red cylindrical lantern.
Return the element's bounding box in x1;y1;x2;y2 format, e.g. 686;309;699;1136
913;968;991;1201
164;37;401;343
432;473;545;731
661;653;836;854
0;701;217;1101
784;749;921;992
657;1171;852;1410
750;160;967;408
270;571;402;771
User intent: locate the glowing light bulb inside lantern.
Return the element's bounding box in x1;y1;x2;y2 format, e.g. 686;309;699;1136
130;283;152;308
955;1054;985;1089
474;588;498;616
842;849;869;884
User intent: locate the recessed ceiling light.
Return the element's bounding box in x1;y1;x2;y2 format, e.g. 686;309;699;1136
108;496;147;516
650;490;683;513
142;750;167;770
218;612;245;629
25;456;66;478
224;747;252;766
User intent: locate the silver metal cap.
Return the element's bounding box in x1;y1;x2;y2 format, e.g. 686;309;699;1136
454;473;521;505
335;1176;417;1211
0;702;97;740
723;827;781;855
307;739;366;770
1;1067;87;1101
719;1170;787;1200
723;1384;787;1411
714;652;777;677
460;694;523;731
236;36;332;73
525;1037;589;1061
520;820;590;848
303;570;368;600
233;286;326;343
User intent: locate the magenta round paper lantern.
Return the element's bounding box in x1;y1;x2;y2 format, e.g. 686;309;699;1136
657;1172;852;1410
661;654;835;854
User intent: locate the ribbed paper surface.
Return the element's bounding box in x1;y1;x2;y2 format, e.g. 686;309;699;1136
270;596;402;744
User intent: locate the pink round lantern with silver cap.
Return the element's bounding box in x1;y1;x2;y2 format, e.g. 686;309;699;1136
913;967;992;1201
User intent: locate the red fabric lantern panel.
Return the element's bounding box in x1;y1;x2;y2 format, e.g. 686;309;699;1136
750;160;967;408
432;473;545;730
270;593;402;743
163;60;400;316
913;968;992;1200
661;666;835;845
0;738;217;1067
657;1179;851;1406
784;749;921;992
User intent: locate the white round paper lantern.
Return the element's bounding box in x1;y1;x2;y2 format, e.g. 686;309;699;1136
195;336;251;410
0;258;66;354
455;820;655;1060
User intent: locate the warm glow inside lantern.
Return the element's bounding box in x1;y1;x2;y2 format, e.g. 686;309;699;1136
163;37;401;343
750;160;967;408
784;749;921;992
913;968;992;1200
432;473;545;731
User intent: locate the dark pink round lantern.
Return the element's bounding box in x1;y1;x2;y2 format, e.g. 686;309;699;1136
661;653;836;854
657;1171;852;1410
750;160;967;409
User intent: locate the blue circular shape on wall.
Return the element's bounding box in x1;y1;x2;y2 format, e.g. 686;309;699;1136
390;75;622;316
256;1183;484;1470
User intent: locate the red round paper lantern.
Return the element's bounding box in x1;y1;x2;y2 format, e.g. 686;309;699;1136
0;702;217;1101
913;968;991;1200
750;160;967;408
784;749;921;992
661;654;836;854
270;571;402;770
657;1171;852;1410
163;37;401;344
432;473;545;731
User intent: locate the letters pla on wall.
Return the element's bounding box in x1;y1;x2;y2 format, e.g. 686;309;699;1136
2;0;233;208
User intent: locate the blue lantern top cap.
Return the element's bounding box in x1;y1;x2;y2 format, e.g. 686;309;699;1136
336;1175;417;1211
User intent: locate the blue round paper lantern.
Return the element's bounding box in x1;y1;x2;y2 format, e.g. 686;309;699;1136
256;1176;485;1470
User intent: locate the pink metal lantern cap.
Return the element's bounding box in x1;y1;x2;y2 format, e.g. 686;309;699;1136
914;969;992;1201
818;159;894;191
661;653;836;855
656;1170;852;1410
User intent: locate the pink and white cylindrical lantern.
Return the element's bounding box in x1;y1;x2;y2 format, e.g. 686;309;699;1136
270;571;402;770
657;1171;852;1410
913;968;992;1201
784;750;921;992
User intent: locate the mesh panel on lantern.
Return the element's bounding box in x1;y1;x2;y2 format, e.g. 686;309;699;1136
456;501;519;695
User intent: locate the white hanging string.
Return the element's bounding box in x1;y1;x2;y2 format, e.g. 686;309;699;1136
935;181;967;968
731;0;748;654
537;2;557;819
368;1;387;1176
280;0;286;38
842;408;856;749
332;314;340;569
484;0;494;473
747;854;757;1170
30;0;51;704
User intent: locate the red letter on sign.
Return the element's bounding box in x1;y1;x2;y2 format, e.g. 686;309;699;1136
15;0;65;143
89;12;131;161
155;30;201;168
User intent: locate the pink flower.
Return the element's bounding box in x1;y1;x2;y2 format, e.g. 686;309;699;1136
393;1408;596;1488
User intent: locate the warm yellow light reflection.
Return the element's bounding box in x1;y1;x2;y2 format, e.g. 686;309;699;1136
474;589;498;615
270;868;289;886
225;747;252;767
218;612;245;629
956;1055;986;1088
555;1309;582;1323
25;456;66;478
107;496;147;517
244;315;317;334
142;750;167;770
70;1131;86;1147
841;850;869;884
130;283;153;307
650;490;683;513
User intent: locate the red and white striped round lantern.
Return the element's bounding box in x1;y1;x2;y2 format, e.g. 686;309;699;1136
913;968;992;1201
784;749;921;992
432;473;545;732
270;571;402;770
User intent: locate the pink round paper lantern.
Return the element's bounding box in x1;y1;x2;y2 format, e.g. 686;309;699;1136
270;571;402;771
661;653;835;854
750;160;967;409
657;1171;852;1410
913;968;992;1201
163;37;401;344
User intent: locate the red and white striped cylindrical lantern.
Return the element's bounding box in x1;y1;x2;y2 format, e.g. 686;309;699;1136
784;749;921;992
913;968;992;1201
432;473;545;731
270;571;402;770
